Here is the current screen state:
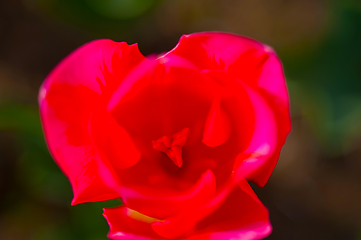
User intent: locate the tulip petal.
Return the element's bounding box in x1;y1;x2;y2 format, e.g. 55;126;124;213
121;169;216;220
151;184;232;239
104;180;270;240
247;53;291;186
186;180;271;240
168;32;291;186
103;206;162;240
103;170;216;240
232;81;277;183
39;39;145;204
202;96;231;147
90;109;142;170
150;170;219;238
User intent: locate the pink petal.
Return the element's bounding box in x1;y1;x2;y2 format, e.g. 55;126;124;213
103;206;162;240
39;39;145;204
168;32;291;186
90;109;142;169
202;96;231;147
107;57;158;112
247;51;291;186
150;170;218;238
102;170;216;240
120;170;216;220
186;180;271;240
167;32;288;107
232;81;277;183
104;180;271;240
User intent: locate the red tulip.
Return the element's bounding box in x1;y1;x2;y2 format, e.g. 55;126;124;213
39;32;291;240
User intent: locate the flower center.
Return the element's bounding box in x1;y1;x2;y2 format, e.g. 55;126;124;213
152;128;190;167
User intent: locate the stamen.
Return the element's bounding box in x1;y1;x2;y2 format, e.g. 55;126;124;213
152;128;190;167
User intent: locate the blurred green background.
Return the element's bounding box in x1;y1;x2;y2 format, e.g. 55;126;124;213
0;0;361;239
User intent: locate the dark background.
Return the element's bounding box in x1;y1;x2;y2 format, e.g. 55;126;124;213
0;0;361;239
